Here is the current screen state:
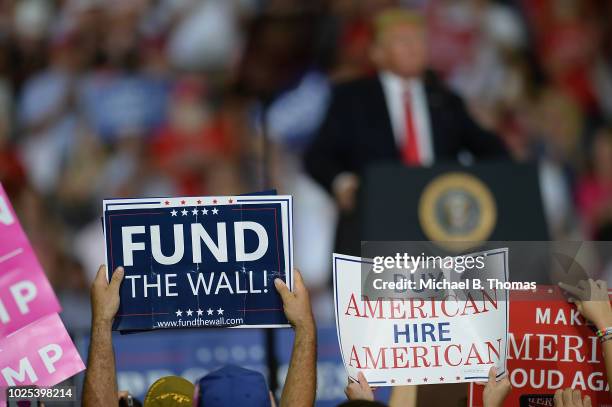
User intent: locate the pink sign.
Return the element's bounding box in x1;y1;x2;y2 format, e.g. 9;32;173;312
0;314;85;401
0;183;61;336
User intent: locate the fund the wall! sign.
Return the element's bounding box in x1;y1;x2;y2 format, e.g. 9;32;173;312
103;195;293;331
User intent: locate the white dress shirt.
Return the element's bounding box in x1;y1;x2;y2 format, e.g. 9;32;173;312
379;71;434;166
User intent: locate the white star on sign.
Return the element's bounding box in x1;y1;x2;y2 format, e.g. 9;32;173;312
186;309;193;316
176;309;183;317
202;208;209;215
196;308;204;316
212;208;219;215
170;210;178;216
217;308;224;315
181;209;188;216
207;308;214;315
191;208;199;215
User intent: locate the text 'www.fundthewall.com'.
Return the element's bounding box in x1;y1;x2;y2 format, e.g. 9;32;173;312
156;317;244;328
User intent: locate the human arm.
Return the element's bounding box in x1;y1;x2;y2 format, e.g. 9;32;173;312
82;265;124;407
303;89;348;193
275;270;317;407
447;87;509;160
303;87;360;211
559;279;612;396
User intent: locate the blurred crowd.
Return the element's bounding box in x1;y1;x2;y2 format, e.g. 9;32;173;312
0;0;611;333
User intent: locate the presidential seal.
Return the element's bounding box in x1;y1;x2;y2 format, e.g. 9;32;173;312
418;172;496;250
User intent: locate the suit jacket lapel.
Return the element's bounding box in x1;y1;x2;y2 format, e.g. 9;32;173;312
370;75;401;160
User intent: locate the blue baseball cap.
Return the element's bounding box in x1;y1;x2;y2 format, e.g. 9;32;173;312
194;365;272;407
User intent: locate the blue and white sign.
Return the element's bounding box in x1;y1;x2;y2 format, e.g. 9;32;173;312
103;195;293;331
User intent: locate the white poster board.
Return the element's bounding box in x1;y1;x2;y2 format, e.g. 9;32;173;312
333;250;509;386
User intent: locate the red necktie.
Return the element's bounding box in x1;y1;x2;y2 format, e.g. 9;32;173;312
401;90;421;166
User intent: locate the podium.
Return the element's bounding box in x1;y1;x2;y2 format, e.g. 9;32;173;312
358;161;551;285
360;161;549;242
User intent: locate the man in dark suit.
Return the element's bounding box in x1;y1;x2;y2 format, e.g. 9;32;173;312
304;8;508;253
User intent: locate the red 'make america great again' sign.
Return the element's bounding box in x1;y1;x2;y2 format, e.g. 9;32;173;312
470;287;612;407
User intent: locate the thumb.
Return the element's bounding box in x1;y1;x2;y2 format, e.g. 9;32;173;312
109;267;125;292
488;366;497;385
274;278;292;303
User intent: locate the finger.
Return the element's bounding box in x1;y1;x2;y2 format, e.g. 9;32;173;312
293;269;306;294
554;389;563;407
572;389;582;405
488;366;497;385
109;267;125;291
274;278;293;302
357;371;369;391
584;395;592;407
563;388;572;404
94;265;107;284
559;282;584;298
345;383;359;399
596;280;607;290
588;279;599;296
269;391;277;407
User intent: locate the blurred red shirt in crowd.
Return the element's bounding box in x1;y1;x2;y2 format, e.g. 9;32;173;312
150;78;238;195
521;0;600;113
